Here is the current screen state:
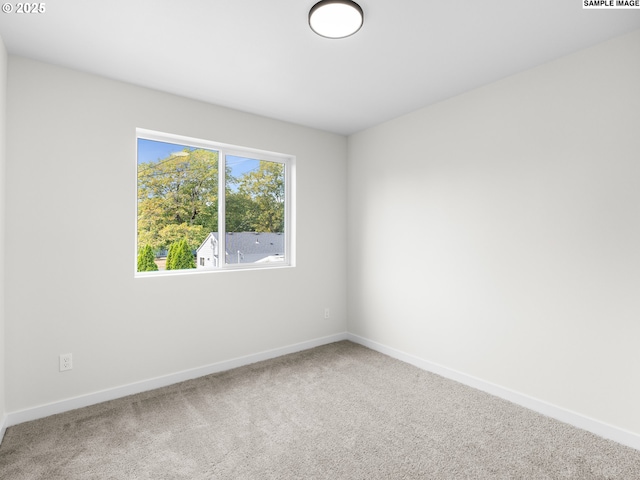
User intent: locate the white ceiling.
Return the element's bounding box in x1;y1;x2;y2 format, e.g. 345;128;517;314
0;1;638;135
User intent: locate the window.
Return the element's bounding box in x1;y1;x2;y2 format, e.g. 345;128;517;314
136;129;294;275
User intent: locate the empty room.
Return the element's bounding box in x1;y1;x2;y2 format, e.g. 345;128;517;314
0;1;639;478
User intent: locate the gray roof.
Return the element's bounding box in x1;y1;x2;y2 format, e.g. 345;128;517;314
199;232;285;264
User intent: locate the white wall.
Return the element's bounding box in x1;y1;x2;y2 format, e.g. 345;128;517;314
348;30;640;435
5;57;347;412
0;34;7;432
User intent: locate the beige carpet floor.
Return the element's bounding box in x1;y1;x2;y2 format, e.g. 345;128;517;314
1;341;639;479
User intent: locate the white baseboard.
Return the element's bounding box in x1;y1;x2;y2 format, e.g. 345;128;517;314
0;413;7;445
347;333;640;452
6;331;638;452
5;332;349;429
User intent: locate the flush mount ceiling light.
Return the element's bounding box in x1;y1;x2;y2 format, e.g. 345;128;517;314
309;0;364;39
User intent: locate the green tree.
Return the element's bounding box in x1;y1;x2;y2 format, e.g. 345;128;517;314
234;161;285;232
158;223;206;252
165;242;176;269
166;239;196;270
137;148;219;250
225;191;259;232
137;244;158;272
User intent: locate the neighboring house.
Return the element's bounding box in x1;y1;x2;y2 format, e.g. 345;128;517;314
196;232;284;267
196;233;220;268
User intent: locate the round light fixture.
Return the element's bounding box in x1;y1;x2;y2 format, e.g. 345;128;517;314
309;0;364;39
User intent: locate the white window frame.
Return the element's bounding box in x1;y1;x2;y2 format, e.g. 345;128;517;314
135;128;296;277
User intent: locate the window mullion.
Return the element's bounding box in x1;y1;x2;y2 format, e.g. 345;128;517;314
218;150;226;269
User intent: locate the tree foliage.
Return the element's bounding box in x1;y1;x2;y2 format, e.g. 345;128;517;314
138;148;218;252
165;239;195;270
137;244;158;272
234;161;285;232
157;223;205;252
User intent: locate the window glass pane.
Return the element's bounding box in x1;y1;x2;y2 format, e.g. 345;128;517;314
225;155;286;265
137;138;218;272
136;130;292;276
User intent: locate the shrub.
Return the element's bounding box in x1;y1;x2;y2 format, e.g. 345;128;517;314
137;245;159;272
166;239;195;270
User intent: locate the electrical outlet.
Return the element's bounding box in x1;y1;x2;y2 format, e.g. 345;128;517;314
59;353;73;372
324;308;330;319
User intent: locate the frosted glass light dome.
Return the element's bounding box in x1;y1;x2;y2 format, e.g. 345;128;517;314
309;1;364;39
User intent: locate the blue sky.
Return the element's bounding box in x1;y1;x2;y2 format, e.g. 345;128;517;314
227;155;260;177
137;138;258;176
137;138;194;164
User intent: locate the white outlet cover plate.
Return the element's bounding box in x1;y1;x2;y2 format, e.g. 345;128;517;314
59;353;73;371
